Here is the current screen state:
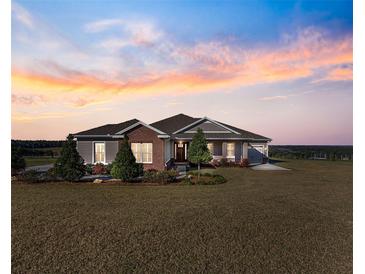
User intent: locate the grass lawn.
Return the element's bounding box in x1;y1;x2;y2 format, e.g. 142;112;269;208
12;160;352;273
24;156;58;167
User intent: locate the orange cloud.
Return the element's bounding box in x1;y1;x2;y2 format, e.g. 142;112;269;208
324;67;353;81
12;29;352;108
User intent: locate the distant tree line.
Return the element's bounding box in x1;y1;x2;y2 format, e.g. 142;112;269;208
11;140;65;157
269;145;353;161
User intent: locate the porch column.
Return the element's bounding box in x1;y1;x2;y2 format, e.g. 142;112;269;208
242;142;248;159
222;142;227;157
264;143;269;157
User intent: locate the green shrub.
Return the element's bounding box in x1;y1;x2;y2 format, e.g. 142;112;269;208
160;170;179;184
21;170;41;183
105;163;113;174
111;137;143;181
85;164;93;175
143;170;158;183
219;158;228;167
44;167;59;181
182;176;193;185
143;170;178;184
184;174;226;185
54;134;85;182
211;174;227;184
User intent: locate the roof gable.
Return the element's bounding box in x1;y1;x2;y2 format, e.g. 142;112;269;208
181;119;238;134
173;117;240;135
219;122;271;140
150;114;199;134
115;120;167;136
74;119;139;136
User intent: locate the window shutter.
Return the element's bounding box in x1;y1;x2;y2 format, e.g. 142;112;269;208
222;142;227;157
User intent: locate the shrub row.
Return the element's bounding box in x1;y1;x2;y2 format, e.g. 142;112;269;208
85;163;113;175
16;168;61;184
183;174;227;185
143;169;179;184
211;158;249;168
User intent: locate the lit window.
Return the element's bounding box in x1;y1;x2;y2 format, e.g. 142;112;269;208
226;143;235;157
131;143;153;163
207;143;214;154
94;142;105;163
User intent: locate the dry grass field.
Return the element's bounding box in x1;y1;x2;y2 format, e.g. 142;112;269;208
12;160;352;273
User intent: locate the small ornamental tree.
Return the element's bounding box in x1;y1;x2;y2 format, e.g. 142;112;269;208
188;128;212;178
111;136;143;181
54;134;85;181
11;146;25;175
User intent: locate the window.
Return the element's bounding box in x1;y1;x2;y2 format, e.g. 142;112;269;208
94;142;105;163
226;143;235;158
131;143;153;163
207;143;214;154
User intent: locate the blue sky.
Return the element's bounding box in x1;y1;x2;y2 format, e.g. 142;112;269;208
12;0;353;144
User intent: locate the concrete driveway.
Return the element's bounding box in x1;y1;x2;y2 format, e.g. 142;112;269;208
250;163;290;171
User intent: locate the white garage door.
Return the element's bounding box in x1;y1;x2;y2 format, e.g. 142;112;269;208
248;145;264;164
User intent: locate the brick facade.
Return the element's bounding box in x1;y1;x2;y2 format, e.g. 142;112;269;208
124;125;165;170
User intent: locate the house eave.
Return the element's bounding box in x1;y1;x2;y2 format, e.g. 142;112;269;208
115;121;167;135
173;137;271;141
74;134;125;139
173;116;241;135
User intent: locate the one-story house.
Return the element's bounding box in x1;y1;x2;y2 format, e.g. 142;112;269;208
73;114;271;170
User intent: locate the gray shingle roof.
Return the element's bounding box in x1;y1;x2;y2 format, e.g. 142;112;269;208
152;114;271;141
150;114;200;134
173;133;242;139
73;114;271;141
218;122;271;140
74;119;139;135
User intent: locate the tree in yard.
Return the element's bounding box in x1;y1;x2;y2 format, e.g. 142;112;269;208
54;134;85;181
188;128;212;178
11;146;26;175
111;136;143;181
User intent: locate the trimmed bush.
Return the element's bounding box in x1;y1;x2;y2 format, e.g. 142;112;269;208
111;137;143;181
219;158;228;167
45;167;59;181
143;170;179;184
211;174;227;184
20;170;41;183
105;163;113;174
85;164;93;175
54;134;85;182
143;170;158;183
184;173;227;185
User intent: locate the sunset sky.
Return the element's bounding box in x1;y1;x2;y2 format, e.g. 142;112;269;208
11;0;353;144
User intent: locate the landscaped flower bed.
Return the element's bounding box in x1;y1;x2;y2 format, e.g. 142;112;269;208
184;172;227;185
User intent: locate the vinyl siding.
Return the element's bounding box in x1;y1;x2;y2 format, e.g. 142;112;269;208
105;141;119;163
77;141;92;163
77;140;119;164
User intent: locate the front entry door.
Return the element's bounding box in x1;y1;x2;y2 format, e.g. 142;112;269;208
176;142;186;162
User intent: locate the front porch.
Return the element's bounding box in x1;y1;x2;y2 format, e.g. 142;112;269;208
167;140;269;169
